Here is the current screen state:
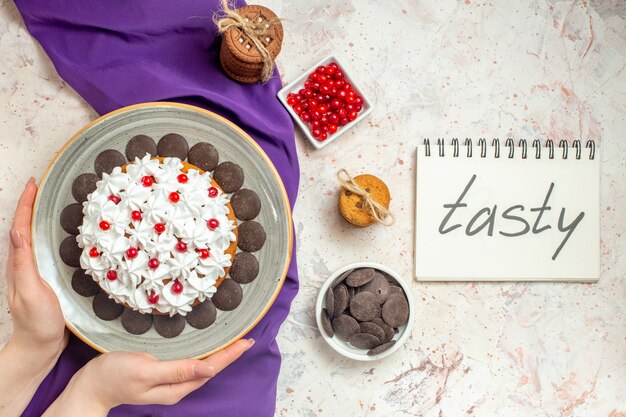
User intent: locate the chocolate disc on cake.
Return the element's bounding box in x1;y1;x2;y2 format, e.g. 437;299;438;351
212;279;243;311
186;300;217;329
59;235;82;267
229;252;259;284
121;309;153;335
60;203;83;235
71;269;100;297
213;162;244;193
157;133;189;160
153;314;186;338
237;221;266;252
92;292;124;321
94;149;126;177
126;135;157;161
188;142;219;172
230;189;261;221
71;173;99;202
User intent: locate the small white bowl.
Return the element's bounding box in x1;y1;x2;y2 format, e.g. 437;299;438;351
277;54;374;150
315;262;414;361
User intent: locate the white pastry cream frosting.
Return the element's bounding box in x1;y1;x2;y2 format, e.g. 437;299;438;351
77;155;236;316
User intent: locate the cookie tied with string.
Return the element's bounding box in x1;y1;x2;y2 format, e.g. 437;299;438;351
216;3;284;84
337;169;395;227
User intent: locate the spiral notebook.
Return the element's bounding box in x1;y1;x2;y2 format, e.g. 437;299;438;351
415;139;600;281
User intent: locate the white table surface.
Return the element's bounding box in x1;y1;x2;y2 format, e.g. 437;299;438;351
1;1;624;416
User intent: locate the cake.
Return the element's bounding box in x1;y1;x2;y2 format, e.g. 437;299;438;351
76;154;238;316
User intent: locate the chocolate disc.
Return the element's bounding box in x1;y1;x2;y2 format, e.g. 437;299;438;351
229;252;259;284
213;162;244;193
72;173;99;202
94;149;126;177
320;308;334;337
331;314;360;340
92;292;124;321
59;235;82;267
388;285;404;297
237;221;266;252
381;294;410;328
121;308;153;335
349;292;381;322
348;333;380;349
359;273;390;304
71;269;100;297
230;189;261;221
60;203;83;235
372;318;395;343
126;135;157;161
360;322;385;343
332;284;349;318
188;142;219;172
345;268;376;287
157;133;189;160
212;279;243;311
368;340;396;356
153;314;186;338
186;300;217;329
325;286;334;315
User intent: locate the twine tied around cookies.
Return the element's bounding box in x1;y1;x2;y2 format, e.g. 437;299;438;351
337;169;396;226
213;0;279;82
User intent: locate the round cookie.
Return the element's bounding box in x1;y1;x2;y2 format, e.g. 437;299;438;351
368;340;396;356
59;235;82;267
213;162;244;193
339;174;390;227
71;269;100;297
157;133;189;160
153;314;186;338
186;300;217;329
92;292;124;321
348;333;380;349
381;294;410;328
94;149;126;177
121;309;153;335
230;189;261;221
349;292;380;322
126;135;157;161
212;279;243;311
188;142;219;172
237;221;266;252
331;314;360;340
229;252;259;284
72;173;99;202
60;203;83;235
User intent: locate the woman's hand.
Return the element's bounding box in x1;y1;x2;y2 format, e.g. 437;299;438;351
43;339;255;416
0;178;69;417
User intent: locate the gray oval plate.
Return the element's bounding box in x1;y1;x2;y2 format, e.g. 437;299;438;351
32;103;293;360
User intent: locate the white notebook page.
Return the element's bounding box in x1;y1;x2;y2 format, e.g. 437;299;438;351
415;144;600;281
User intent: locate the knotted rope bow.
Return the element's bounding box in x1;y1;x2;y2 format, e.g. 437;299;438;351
213;0;279;82
337;169;395;226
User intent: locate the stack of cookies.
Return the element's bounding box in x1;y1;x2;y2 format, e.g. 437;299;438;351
219;5;284;84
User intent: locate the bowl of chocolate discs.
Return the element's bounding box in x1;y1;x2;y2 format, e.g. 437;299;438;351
315;262;414;361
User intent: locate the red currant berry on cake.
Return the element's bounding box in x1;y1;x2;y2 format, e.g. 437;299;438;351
108;195;121;204
148;258;160;269
147;290;159;304
207;218;219;230
141;176;153;187
154;223;166;234
169;192;180;203
131;210;142;221
106;270;118;281
177;173;188;184
89;247;100;257
99;220;110;231
208;187;219;198
172;281;183;294
196;248;210;259
125;247;138;259
176;241;187;252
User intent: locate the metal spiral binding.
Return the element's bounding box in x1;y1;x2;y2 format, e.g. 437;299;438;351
420;139;596;160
